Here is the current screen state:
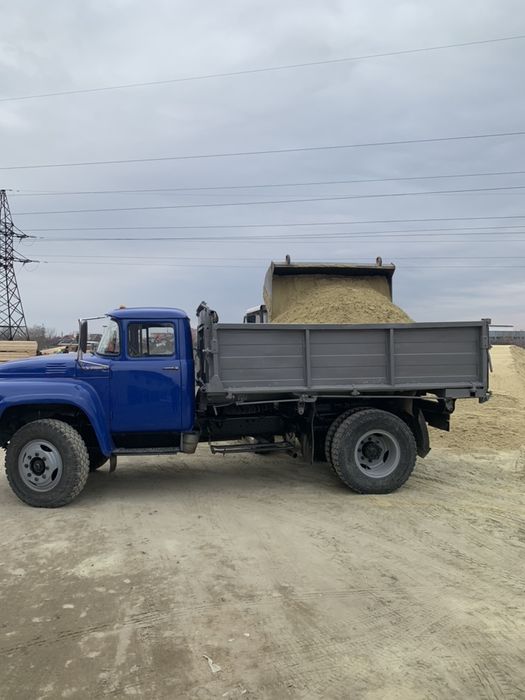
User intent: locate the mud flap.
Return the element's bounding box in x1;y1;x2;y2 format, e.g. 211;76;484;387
414;408;431;458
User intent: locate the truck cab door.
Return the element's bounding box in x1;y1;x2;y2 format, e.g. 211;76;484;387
110;321;183;433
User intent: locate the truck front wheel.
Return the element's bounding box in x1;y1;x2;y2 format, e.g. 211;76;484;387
5;419;90;507
331;409;416;494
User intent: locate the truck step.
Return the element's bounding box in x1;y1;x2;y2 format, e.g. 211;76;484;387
209;440;295;455
112;447;180;455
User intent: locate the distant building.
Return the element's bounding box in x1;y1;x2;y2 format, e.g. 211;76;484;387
490;330;525;346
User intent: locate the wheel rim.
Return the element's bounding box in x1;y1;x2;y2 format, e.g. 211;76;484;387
354;429;401;478
18;439;63;492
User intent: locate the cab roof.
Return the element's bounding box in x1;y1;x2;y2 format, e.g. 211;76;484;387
108;307;189;320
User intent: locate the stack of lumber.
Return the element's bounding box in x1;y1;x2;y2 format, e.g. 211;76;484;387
0;340;38;363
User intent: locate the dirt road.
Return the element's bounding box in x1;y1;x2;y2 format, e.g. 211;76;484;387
0;445;524;699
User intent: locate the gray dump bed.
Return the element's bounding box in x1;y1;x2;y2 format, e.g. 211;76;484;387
196;306;490;403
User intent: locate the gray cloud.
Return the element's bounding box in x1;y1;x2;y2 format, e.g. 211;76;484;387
1;0;525;332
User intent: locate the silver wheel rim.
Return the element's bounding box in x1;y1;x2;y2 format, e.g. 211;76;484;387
18;439;63;492
354;429;401;478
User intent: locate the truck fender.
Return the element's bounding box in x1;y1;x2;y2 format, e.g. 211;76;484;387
0;380;113;456
397;400;430;458
411;407;430;458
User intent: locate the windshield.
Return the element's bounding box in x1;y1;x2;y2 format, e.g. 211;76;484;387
97;319;120;356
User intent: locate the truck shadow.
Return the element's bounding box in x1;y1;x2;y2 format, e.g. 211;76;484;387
81;454;346;501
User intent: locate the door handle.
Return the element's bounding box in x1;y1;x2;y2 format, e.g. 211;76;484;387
163;365;180;371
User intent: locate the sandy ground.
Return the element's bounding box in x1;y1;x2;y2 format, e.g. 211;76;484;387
0;345;524;698
0;444;524;699
431;345;525;452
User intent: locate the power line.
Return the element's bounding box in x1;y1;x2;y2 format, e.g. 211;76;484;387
36;240;525;245
34;231;525;244
36;260;525;269
29;218;525;243
12;184;525;216
9;168;525;197
3;130;525;171
2;34;524;104
27;223;525;242
41;254;525;261
23;224;525;245
22;215;525;232
6;188;524;201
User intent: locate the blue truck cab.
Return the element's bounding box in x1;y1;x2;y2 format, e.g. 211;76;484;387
0;308;197;508
88;307;195;436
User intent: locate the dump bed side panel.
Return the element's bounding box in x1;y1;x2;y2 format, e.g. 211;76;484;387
393;326;482;385
310;329;388;387
217;328;306;388
198;317;489;400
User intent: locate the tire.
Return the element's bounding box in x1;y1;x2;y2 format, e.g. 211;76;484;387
331;409;417;494
324;406;369;465
5;419;90;508
88;447;108;472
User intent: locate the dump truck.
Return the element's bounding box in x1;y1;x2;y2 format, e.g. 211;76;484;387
243;304;268;324
0;302;490;508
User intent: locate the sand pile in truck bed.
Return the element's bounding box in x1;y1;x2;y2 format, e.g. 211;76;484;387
431;345;525;452
269;275;413;324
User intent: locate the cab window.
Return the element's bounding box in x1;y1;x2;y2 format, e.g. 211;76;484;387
97;319;121;356
127;323;176;358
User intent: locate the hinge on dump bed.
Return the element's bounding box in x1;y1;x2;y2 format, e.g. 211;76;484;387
481;318;492;348
296;394;317;415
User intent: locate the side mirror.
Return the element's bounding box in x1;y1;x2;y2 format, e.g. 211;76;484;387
78;320;88;354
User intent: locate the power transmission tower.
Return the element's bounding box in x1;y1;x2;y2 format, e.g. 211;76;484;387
0;189;35;340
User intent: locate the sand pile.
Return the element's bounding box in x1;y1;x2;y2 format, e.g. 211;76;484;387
431;345;525;452
268;275;412;324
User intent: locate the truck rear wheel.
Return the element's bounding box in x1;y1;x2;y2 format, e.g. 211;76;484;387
5;419;90;508
331;409;416;494
324;406;368;464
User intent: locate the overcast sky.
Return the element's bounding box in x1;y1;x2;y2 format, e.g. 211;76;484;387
1;0;525;332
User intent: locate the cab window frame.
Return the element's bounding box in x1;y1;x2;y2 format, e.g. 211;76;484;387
126;321;177;359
